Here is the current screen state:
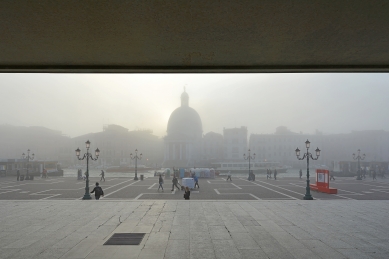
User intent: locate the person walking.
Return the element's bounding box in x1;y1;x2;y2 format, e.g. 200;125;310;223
17;170;20;181
372;170;377;180
158;174;164;191
299;169;302;179
226;171;232;181
274;169;277;180
266;169;270;179
90;182;104;200
269;170;272;179
330;172;335;181
171;175;180;191
251;171;255;181
100;170;105;182
194;175;200;188
184;186;190;200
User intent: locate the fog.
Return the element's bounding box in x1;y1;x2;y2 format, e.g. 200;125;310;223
1;73;388;138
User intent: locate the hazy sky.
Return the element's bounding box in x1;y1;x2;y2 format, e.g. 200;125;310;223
1;73;388;138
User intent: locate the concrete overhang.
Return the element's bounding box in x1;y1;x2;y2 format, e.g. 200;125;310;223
1;1;389;73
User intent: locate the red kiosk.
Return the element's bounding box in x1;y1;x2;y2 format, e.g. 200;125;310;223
310;169;337;194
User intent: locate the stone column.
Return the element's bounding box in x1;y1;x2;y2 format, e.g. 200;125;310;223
173;144;176;160
180;144;182;160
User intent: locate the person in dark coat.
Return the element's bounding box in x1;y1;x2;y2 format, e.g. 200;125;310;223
171;175;180;191
274;169;277;180
17;170;20;181
184;187;190;200
299;169;302;179
158;174;164;191
90;182;104;200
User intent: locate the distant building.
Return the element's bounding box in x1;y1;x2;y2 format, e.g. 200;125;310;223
163;89;203;167
202;132;224;160
72;124;163;167
0;125;72;166
249;127;389;168
223;126;248;160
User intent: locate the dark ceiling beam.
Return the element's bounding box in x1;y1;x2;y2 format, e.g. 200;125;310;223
1;1;389;73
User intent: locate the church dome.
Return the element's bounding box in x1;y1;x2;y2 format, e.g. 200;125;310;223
167;90;203;137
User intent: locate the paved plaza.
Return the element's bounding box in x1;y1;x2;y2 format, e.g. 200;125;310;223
1;176;389;259
0;175;389;201
0;200;388;259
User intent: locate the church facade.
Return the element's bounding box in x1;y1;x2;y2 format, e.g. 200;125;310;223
163;90;203;168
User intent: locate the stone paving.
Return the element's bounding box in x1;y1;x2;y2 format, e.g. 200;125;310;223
1;175;389;201
0;200;388;259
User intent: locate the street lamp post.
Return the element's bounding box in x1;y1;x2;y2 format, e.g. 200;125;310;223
130;149;142;180
243;149;256;181
353;149;366;180
75;140;100;200
22;149;35;177
295;140;321;200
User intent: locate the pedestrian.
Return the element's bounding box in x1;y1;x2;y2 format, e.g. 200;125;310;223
171;175;180;191
100;170;105;182
251;171;255;181
269;170;272;179
77;169;81;180
90;182;104;200
158;174;164;191
43;168;48;178
299;169;302;179
226;171;232;181
330;172;335;181
274;169;277;180
372;170;377;180
266;169;269;179
184;186;190;200
194;175;199;188
17;170;20;181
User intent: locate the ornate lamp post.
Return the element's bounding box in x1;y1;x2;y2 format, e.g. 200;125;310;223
22;149;35;177
75;140;100;200
353;149;366;180
295;140;320;200
243;149;256;181
130;149;142;180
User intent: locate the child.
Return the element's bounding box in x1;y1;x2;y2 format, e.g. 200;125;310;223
184;187;190;200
